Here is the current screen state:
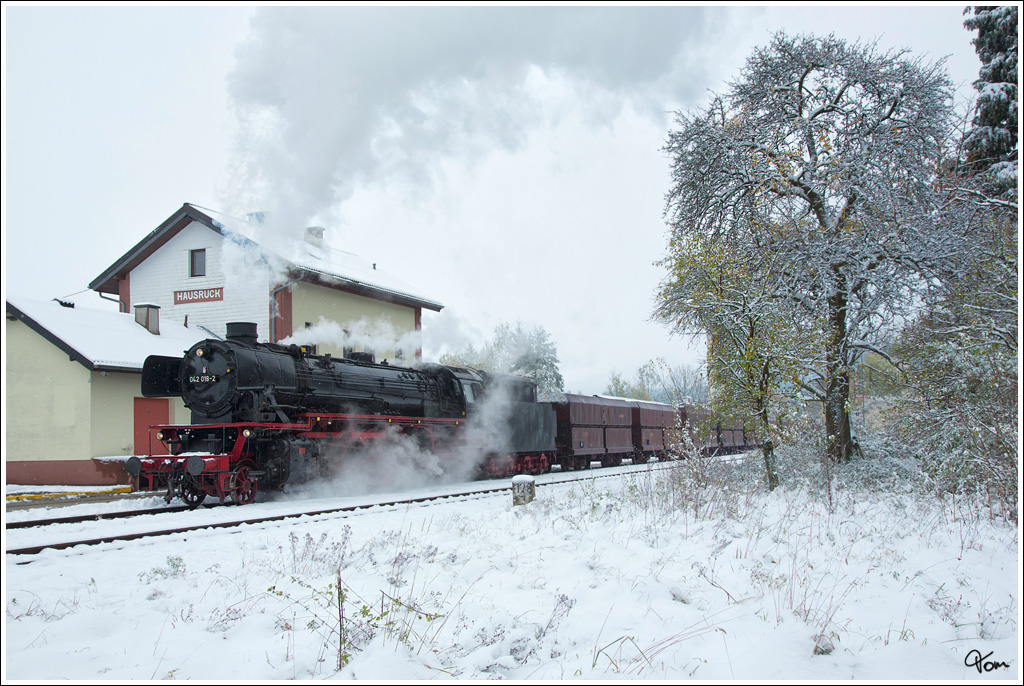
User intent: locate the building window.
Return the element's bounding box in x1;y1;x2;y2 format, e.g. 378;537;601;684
190;249;206;277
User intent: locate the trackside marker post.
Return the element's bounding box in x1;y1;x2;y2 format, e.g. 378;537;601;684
512;475;535;505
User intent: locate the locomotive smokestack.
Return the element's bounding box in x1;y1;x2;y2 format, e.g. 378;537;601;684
134;303;160;335
226;322;259;345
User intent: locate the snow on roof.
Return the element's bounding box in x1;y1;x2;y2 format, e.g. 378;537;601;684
189;204;443;311
7;296;206;371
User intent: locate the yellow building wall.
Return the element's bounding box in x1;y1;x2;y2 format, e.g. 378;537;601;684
290;281;417;360
6;320;93;462
88;372;189;458
6;321;192;466
89;371;138;458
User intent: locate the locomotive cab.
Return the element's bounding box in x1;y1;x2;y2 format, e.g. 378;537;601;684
443;367;538;413
452;369;485;410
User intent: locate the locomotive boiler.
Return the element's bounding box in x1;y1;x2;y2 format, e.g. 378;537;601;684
143;322;467;426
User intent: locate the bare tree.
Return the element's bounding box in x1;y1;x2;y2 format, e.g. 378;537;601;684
440;321;565;399
661;32;953;463
604;358;708;406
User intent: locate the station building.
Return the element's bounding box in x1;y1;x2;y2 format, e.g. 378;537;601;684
6;203;443;485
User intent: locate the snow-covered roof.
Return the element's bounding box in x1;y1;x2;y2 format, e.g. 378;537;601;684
89;203;442;312
192;204;443;311
7;296;206;372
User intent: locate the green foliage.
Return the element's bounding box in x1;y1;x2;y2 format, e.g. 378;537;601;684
963;5;1018;197
139;556;188;583
656;231;804;489
878;11;1019;521
893;297;1018;519
856;352;904;398
605;369;652;401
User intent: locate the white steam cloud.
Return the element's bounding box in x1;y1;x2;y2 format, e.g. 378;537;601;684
222;6;721;238
279;316;423;362
220;229;292;304
274;376;523;501
280;309;493;366
419;309;486;363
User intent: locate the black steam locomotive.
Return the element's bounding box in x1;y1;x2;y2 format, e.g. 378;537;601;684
128;322;556;506
128;322;750;507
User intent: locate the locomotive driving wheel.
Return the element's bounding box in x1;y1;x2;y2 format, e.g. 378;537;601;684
229;461;259;505
181;482;207;510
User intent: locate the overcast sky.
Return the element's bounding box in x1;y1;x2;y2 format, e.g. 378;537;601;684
2;4;985;393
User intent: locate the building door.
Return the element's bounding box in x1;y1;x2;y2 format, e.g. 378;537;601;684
134;398;169;455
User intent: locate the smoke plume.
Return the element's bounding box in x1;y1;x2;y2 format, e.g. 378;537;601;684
222;6;721;237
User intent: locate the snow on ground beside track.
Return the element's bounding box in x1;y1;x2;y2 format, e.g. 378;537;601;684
4;459;1019;681
2;462;649;524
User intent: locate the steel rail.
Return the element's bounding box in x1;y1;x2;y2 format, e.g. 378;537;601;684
5;487;511;558
5;505;209;529
6;462;687;558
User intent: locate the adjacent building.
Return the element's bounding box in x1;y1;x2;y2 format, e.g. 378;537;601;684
6;297;204;484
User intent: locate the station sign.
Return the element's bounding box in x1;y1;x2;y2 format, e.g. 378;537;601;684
174;287;224;304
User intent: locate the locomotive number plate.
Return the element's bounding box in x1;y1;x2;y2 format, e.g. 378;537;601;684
189;374;218;383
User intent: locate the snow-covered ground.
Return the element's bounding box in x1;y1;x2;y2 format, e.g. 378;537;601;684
4;456;1019;680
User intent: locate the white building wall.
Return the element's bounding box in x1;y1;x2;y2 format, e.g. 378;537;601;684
129;221;272;340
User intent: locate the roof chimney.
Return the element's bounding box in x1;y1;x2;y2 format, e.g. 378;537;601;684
304;226;325;250
134;303;160;335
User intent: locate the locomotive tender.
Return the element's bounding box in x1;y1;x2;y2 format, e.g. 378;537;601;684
127;322;751;507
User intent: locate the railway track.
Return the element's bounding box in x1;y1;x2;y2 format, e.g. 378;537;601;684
5;503;217;529
6;461;686;558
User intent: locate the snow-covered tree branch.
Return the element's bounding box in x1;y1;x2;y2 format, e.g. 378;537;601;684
660;32;954;464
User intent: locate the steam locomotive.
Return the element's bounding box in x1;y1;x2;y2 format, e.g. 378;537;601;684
127;322;750;507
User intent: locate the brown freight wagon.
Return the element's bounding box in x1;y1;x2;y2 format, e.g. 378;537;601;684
677;405;753;456
550;394;634;470
630;399;678;463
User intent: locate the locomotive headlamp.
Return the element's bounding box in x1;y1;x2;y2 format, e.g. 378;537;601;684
243;429;252;438
196;348;204;357
156;431;165;441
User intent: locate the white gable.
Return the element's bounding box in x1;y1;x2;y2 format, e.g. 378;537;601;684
129;220;274;340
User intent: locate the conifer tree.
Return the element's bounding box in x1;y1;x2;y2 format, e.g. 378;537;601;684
963;5;1019;198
